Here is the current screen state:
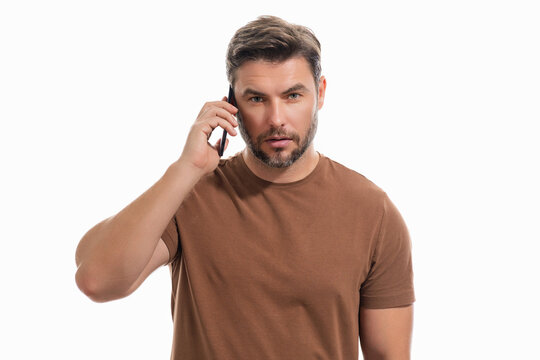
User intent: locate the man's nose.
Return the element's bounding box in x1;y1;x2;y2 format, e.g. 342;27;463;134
266;99;284;127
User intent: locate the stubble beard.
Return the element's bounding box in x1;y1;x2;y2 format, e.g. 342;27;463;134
236;110;318;168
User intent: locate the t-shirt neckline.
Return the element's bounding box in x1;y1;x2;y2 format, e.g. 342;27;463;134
236;151;325;189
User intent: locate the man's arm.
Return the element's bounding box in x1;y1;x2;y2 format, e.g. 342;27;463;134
74;160;203;302
74;98;238;302
359;304;414;360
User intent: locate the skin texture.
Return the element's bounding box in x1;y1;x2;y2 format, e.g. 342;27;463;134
359;305;414;359
233;56;327;183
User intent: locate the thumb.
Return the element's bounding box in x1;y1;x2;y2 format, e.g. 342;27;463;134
213;137;229;152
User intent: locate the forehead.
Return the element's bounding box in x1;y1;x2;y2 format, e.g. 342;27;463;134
234;56;314;92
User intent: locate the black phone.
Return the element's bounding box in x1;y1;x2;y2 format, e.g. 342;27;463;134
219;85;238;156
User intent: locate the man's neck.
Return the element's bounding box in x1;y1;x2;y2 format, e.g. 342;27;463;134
241;146;320;184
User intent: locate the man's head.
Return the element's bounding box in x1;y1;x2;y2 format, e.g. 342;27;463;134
226;15;322;90
226;16;326;168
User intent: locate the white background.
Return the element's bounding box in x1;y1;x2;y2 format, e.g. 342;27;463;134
1;1;539;359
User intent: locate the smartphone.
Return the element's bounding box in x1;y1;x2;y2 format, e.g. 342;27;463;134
219;85;238;157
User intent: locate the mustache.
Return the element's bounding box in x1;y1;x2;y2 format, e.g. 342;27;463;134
256;129;300;145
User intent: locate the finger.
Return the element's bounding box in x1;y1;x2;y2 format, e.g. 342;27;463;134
208;107;238;128
213;136;228;152
198;118;235;143
200;100;238;117
213;137;229;153
199;109;238;136
209;120;236;138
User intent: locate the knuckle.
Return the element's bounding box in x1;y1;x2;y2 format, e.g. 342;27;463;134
201;102;214;113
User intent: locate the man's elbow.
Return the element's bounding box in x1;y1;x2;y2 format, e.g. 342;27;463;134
75;267;129;303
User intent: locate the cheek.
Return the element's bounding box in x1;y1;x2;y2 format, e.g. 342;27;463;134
243;108;270;128
239;106;260;122
238;110;262;135
290;104;315;124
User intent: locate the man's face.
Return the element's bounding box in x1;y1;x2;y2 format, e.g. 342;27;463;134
233;56;325;168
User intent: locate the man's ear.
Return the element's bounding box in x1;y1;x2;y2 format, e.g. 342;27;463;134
317;76;327;110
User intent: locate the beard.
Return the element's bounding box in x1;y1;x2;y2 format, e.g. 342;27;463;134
236;110;318;168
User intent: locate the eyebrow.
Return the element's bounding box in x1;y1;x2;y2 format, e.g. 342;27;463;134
241;83;310;97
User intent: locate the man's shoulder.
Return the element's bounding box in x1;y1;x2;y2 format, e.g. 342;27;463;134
321;155;386;196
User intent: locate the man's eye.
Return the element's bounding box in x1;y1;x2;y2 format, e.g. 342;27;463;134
249;96;263;103
288;93;301;100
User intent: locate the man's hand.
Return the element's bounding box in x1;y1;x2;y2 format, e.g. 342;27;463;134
179;97;238;176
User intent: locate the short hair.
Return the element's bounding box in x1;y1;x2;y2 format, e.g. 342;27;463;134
226;15;322;88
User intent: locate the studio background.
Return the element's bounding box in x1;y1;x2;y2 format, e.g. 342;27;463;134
1;1;538;359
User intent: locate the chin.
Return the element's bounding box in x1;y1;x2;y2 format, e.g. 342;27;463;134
253;146;306;168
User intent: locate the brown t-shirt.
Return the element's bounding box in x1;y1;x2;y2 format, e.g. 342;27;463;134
161;151;415;360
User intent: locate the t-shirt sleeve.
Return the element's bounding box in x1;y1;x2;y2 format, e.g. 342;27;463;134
360;194;416;308
160;214;181;266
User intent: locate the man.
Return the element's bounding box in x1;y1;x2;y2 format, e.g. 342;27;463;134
75;15;415;360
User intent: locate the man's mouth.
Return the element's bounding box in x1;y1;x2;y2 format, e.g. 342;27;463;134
266;136;292;141
265;137;293;148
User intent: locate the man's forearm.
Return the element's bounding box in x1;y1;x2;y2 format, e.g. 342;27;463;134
75;159;203;298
